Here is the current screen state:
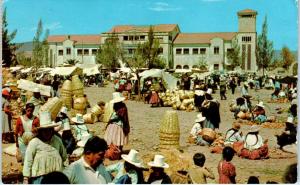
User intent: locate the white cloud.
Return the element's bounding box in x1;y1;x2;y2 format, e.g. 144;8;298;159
45;22;62;30
149;2;181;12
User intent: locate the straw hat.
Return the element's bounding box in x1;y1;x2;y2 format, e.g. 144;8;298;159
256;101;265;108
33;87;40;93
71;113;85;124
232;122;241;130
206;88;213;95
194;90;204;96
38;112;60;129
195;113;206;123
77;133;92;147
148;155;169;168
121;149;144;168
249;125;260;133
111;92;125;104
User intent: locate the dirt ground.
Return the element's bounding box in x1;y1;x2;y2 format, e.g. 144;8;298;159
2;83;297;184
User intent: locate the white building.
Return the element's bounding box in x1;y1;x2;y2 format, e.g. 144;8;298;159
47;9;258;72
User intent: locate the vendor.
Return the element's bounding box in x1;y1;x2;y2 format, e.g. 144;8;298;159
239;125;269;160
27;87;44;117
224;122;243;146
252;101;267;124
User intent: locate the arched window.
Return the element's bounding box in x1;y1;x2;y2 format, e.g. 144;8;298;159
176;65;182;69
183;65;189;69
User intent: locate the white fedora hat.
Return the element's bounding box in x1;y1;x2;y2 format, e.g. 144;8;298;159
38;112;60;129
206;88;213;95
77;133;92;147
256;101;264;108
249;125;260;133
111;92;125;104
71;113;84;124
195;113;206;123
148;154;169;168
121;149;144;168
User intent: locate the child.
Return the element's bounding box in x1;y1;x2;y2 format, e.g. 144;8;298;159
218;146;236;184
188;153;215;184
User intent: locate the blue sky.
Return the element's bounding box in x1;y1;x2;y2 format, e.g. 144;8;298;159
3;0;299;50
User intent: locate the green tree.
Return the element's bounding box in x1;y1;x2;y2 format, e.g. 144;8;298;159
281;46;295;70
226;38;241;70
96;32;121;71
32;19;50;74
256;16;274;75
2;8;18;67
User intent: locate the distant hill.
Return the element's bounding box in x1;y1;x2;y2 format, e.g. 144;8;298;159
16;41;33;53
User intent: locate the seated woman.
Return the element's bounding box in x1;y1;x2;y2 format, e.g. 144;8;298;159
239;125;269;160
224;122;243;146
252;102;267;124
189;113;210;146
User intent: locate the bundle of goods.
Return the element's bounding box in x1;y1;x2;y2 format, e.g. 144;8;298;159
159;111;180;150
158;90;195;111
39;97;63;121
60;80;73;109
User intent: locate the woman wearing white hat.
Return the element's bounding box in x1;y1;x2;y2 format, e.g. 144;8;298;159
147;154;172;184
106;149;145;184
23;112;67;184
104;92;129;152
239;125;269;160
252;101;267;123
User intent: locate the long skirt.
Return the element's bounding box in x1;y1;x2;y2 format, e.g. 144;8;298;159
149;91;160;105
104;124;128;147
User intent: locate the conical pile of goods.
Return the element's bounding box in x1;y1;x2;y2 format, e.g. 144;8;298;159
71;75;84;97
40;97;63;120
60;80;73;109
159;110;180;150
159;90;195;111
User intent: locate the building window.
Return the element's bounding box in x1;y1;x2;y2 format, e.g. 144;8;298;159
192;48;199;55
92;49;98;55
140;35;145;40
66;48;71;55
242;36;252;42
58;49;63;56
176;48;182;54
123;36;128;41
183;48;189;55
200;48;206;54
84;49;89;55
77;49;82;55
214;47;219;54
158;48;163;54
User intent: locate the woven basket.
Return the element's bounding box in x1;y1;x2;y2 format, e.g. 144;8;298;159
73;97;87;110
102;102;113;123
40;97;63;120
159;110;180;149
202;128;216;142
83;113;97;124
90;104;102;116
71;75;84;97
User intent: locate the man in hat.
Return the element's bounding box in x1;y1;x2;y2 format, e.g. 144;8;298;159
27;87;45;117
63;136;112;184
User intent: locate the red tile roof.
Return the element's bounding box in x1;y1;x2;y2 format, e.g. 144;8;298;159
47;35;101;45
238;9;257;15
107;24;178;33
173;32;237;44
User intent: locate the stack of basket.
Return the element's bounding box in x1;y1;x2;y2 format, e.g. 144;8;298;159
159;110;180;150
60;80;73;109
40;97;63;121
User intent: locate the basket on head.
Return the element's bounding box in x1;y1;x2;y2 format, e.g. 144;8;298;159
159;110;180;150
